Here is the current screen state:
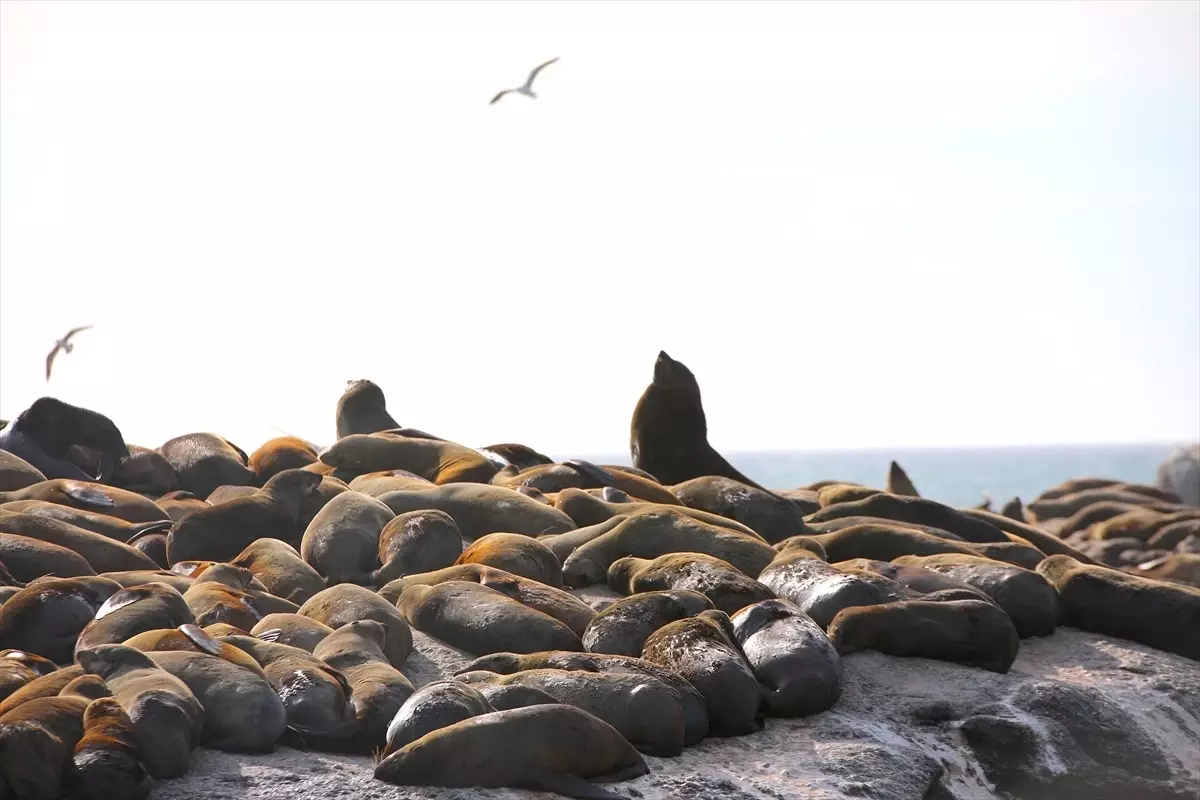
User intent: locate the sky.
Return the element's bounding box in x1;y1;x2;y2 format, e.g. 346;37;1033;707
1;0;1197;456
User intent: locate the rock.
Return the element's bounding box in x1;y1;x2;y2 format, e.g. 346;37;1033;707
1158;444;1200;507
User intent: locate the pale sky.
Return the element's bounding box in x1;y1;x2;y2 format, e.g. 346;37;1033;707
1;0;1198;455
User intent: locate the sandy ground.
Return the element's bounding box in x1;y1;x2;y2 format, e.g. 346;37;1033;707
149;618;1200;800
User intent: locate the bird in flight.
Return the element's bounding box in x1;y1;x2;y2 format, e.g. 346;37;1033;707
490;57;559;105
46;325;92;380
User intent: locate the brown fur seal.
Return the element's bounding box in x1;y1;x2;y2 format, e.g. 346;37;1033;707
0;499;172;543
959;508;1102;565
0;511;159;572
582;589;713;656
249;436;318;483
312;620;414;751
76;644;203;778
641;609;761;736
372;509;464;586
607;552;774;615
0;576;122;664
1029;488;1178;522
730;598;842;717
670;476;810;544
335;379;400;439
0;693;89;800
629;351;764;490
250;613;334;652
68;696;150;800
832;558;991;601
1132;553;1200;587
395;581;581;655
373;703;648;798
158;432;255;500
378;483;575;540
230;538;326;604
807;493;1009;543
0;397;128;484
537;517;627;563
478;443;553;470
785;523;1045;568
0;666;85;716
828;597;1020;673
892;554;1058;638
112;445;179;497
75;582;195;656
128;531;168;568
122;624;265;676
455;667;687;757
553;487;762;537
298;583;413;667
1035;555;1200;660
383;680;495;757
1092;509;1200;542
320;433;499;485
0;480;168;524
1148;518;1200;550
148;647;286;752
757;546;910;628
0;449;46;492
456;532;563;588
0;532;96;580
347;470;434;497
166;468;323;564
154;490;209;522
300;490;394;585
817;484;882;507
204;484;258;504
99;569;193;593
561;509;776;588
493;461;682;506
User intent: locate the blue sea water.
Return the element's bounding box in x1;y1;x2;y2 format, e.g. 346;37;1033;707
572;445;1181;509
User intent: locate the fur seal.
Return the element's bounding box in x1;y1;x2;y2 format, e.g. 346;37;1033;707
892;553;1058;638
0;449;45;492
0;511;159;572
153;491;209;523
832;558;990;600
301;490;394;584
1092;509;1200;542
122;624;265;676
478;443;553;470
250;613;334;652
960;508;1102;565
230;538;326;604
312;620;415;750
1133;553;1200;586
75;582;195;655
181;567;285;630
817;484;882;507
0;480;168;524
128;531;168;568
335;379;400;439
0;397;129;483
457;532;563;588
158;433;256;500
757;544;911;628
537;517;627;563
629;351;763;489
68;696;150;800
99;569;193;593
807;493;1009;543
1035;555;1200;660
582;589;713;656
372;509;464;586
148;647;286;752
111;445;179;497
249;436;318;483
561;509;776;588
320;433;499;485
730;598;842;717
395;580;581;655
607;552;774;615
493;461;682;506
0;499;172;543
166;468;324;564
641;609;761;736
76;644;204;778
0;693;89;800
670;476;811;544
298;583;413;668
204;485;258;504
383;680;495;757
553;488;762;537
347;469;434;497
378;483;575;540
455;667;687;756
828;597;1020;673
373;704;648;799
0;576;122;664
1148;518;1200;550
0;532;96;580
1029;488;1179;523
886;461;920;496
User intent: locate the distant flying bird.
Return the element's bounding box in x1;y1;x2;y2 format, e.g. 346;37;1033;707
46;325;92;380
490;57;559;105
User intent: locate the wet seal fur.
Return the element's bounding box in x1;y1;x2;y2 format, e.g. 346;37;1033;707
731;598;842;717
383;680;495;757
607;552;774;615
582;589;714;656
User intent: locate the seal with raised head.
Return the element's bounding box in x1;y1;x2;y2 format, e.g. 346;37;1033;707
0;693;90;800
730;598;842;717
378;483;575;540
166;468;324;564
373;704;648;799
582;589;713;656
68;696;150;800
640;609;761;737
158;433;256;500
75;644;204;778
312;619;415;750
298;583;413;668
0;576;122;664
0;397;129;483
336;379;401;439
629;351;764;489
457;532;563;588
886;461;920;497
607;552;774;615
383;680;495;757
827;597;1020;673
372;509;464;586
250;613;334;652
300;489;394;585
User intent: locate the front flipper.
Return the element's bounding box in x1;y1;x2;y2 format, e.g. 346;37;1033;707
520;770;634;800
563;459;618;489
61;481;116;508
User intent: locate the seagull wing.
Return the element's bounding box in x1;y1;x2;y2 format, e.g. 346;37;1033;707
490;89;514;105
62;324;93;344
523;57;559;90
46;343;61;381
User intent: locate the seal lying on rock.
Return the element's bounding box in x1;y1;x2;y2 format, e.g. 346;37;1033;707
606;552;774;615
383;680;495;757
0;693;90;800
582;589;713;656
313;620;414;751
68;696;150;800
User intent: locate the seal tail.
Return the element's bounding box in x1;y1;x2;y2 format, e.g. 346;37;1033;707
125;520;173;544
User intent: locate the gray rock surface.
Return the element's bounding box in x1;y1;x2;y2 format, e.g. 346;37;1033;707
1158;444;1200;507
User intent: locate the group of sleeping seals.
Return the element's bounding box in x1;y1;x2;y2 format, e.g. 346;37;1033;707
1;355;1197;799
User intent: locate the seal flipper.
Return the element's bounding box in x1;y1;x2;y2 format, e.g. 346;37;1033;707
125;520;173;543
564;460;619;489
520;770;633;800
61;481;116;508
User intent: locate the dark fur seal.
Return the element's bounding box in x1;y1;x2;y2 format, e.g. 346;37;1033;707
670;476;810;544
152;491;209;523
0;479;167;524
629;351;763;489
158;433;255;500
0;693;89;800
383;680;495;757
335;379;400;439
378;483;575;540
166;468;323;564
68;696;150;800
75;582;195;656
807;493;1009;543
582;589;713;656
457;532;563;588
373;704;648;800
607;552;774;615
828;597;1020;673
553;487;762;537
76;644;204;778
111;445;179;496
230;538;326;605
0;449;46;492
960;508;1102;565
886;460;921;496
731;598;842;717
300;490;394;585
250;613;334;652
757;545;909;629
298;583;413;668
372;509;463;586
0;397;129;483
0;576;121;664
538;517;627;563
0;532;96;581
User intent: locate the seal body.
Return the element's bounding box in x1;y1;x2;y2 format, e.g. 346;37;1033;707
300;490;394;585
607;552;774;615
0;576;121;664
582;589;714;656
383;680;495;756
457;533;563;588
312;620;414;750
298;583;413;668
731;598;842;717
0;398;129;484
0;694;90;800
335;380;400;439
68;696;150;800
372;509;463;585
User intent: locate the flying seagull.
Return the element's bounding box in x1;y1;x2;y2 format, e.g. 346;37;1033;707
46;325;92;380
490;57;559;105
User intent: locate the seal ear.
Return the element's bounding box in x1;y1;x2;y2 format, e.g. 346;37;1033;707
61;481;116;508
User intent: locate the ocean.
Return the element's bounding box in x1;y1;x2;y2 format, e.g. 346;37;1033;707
572;444;1182;509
